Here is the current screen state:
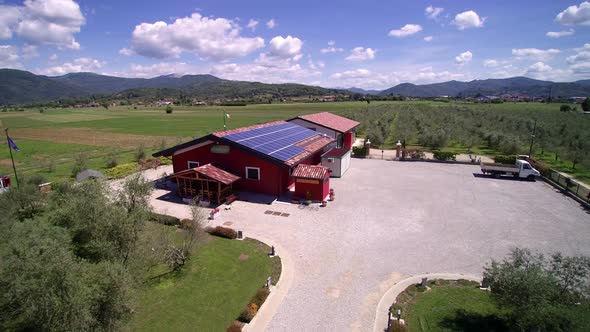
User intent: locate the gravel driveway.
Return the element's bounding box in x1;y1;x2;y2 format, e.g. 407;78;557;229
146;160;590;332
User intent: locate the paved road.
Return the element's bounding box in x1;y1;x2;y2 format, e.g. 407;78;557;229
145;160;590;332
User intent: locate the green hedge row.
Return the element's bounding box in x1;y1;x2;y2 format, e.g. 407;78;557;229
149;212;180;226
432;151;456;161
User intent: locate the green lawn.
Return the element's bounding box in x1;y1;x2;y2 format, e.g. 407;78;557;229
393;280;590;332
126;233;278;332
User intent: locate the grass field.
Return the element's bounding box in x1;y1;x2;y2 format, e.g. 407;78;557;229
126;227;279;332
1;101;588;184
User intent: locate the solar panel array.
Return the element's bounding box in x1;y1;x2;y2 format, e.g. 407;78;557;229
223;123;319;161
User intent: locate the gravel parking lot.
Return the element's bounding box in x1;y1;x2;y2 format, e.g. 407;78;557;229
150;160;590;332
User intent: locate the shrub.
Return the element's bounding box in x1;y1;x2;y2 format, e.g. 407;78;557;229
158;156;172;165
180;219;194;229
529;159;551;177
150;212;180;226
494;155;517;164
560;104;572;112
25;175;48;186
104;162;139;178
207;226;238;239
402;149;425;159
238;303;258;323
252;288;270;307
105;149;119;168
135;145;146;162
71;152;89;178
432;151;456;161
165;105;173;114
388;320;408;332
352;145;367;157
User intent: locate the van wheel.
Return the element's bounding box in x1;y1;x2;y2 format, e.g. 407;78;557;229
527;175;536;182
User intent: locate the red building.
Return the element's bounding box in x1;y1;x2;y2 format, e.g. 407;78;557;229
153;119;335;200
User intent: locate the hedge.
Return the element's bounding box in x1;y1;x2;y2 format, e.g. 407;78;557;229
432;151;456;161
104;162;139;178
352;145;367;157
207;226;238;239
494;155;517;164
150;212;180;226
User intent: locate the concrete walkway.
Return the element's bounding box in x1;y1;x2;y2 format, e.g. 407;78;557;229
372;273;481;332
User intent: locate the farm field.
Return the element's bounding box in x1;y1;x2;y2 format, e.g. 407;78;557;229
0;101;588;183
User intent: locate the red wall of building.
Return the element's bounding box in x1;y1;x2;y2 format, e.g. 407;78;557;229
294;173;330;201
343;131;354;149
173;142;287;196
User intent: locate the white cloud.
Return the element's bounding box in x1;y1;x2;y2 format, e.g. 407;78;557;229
452;10;485;30
555;1;590;26
49;53;57;60
483;59;499;67
566;43;590;76
345;47;376;61
0;45;22;68
0;6;22;39
330;68;371;79
247;19;258;31
119;47;133;56
266;18;276;29
116;62;201;78
0;0;85;49
21;44;38;59
126;13;265;60
455;51;473;65
38;57;105;75
320;40;343;53
425;6;444;19
268;35;302;59
211;61;321;85
546;29;575;38
423;36;433;42
388;24;422;38
527;61;552;73
512;48;560;61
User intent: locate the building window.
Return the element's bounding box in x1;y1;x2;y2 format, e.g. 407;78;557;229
245;167;260;180
187;161;199;169
327;158;335;163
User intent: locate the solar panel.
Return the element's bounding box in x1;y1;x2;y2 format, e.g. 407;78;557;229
223;122;319;161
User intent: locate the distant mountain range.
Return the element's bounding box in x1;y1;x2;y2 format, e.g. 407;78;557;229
1;69;589;105
379;77;590;98
0;69;347;105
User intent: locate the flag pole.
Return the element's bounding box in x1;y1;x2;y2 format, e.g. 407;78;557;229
223;109;227;130
4;128;19;187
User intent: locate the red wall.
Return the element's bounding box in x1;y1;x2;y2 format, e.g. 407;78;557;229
173;142;287;196
344;131;354;149
294;172;330;201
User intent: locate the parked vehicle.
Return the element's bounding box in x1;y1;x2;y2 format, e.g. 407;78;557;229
480;160;540;181
0;175;11;193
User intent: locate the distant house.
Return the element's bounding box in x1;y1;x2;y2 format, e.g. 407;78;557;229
319;95;336;102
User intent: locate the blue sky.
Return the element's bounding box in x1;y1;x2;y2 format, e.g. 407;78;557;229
0;0;589;89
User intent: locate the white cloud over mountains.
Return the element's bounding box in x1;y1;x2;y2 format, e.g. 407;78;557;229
388;24;422;38
455;51;473;65
126;13;265;60
0;0;85;49
555;1;590;26
452;10;485;30
39;57;105;75
512;48;560;61
345;47;376;61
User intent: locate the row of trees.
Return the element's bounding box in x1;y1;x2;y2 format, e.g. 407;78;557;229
0;175;204;331
347;103;590;169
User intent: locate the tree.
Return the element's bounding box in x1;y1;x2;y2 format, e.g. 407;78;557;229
560;104;572;112
0;183;44;222
483;248;590;332
101;101;109;110
135;144;146;162
165;105;173;114
71;151;89;177
163;201;206;271
582;97;590;112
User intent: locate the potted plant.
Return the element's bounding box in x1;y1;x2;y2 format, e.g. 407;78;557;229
305;191;313;205
320;200;328;207
328;188;335;201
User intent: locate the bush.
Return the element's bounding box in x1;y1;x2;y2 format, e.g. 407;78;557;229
529;159;551;176
560;104;572;112
165;105;173;114
104;162;139;178
135;145;146;162
352;145;367;157
432;151;456;161
402;149;425;159
207;226;238;239
494;155;517;164
252;288;270;307
105;149;119;168
25;175;48;186
150;212;180;226
238;303;258;323
158;156;172;165
71;152;88;178
388;320;408;332
179;219;194;229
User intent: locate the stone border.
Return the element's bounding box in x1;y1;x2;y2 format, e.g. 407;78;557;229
242;235;294;332
372;273;481;332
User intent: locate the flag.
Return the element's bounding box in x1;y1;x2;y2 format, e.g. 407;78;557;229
6;131;19;152
225;112;231;119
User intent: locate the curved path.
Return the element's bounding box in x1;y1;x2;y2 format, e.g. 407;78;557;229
140;160;590;331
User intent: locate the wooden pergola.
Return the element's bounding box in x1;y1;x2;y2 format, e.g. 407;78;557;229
170;163;240;204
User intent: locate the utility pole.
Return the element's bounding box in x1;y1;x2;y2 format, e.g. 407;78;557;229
528;119;537;157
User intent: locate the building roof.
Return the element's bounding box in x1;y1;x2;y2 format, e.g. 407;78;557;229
294;112;360;133
322;147;351;158
171;163;240;185
292;164;330;180
153;120;335;168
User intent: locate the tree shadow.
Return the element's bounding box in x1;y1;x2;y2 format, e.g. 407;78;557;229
439;309;510;332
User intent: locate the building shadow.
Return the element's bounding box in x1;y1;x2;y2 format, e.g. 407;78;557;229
439;309;509;332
